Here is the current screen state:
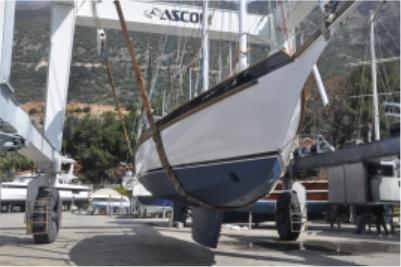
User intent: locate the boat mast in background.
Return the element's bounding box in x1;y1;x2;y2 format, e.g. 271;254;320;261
239;0;248;70
201;0;209;92
346;3;399;142
370;9;380;141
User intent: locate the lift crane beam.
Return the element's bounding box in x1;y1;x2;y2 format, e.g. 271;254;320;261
44;2;76;151
0;1;62;172
75;0;318;45
0;0;15;85
293;136;400;173
76;0;274;45
0;85;61;172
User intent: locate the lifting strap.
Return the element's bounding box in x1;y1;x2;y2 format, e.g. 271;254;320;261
103;55;134;159
113;0;218;209
94;4;134;162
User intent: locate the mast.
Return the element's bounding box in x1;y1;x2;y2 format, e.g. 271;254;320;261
228;44;233;75
218;45;223;82
162;89;166;116
201;0;209;92
147;46;152;92
370;10;380;141
239;0;248;70
189;68;192;100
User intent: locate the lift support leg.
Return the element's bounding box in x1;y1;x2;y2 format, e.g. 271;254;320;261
0;1;75;244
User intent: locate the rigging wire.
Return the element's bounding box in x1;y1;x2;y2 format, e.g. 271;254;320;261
376;19;400;50
376;39;394;95
148;33;169;101
374;19;400;58
169;3;217;83
370;0;386;23
375;33;399;128
164;0;203;105
136;0;180;138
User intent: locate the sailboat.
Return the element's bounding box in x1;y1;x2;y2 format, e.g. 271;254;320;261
136;2;355;207
116;1;355;247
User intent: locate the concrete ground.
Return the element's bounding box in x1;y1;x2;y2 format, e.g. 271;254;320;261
0;212;399;266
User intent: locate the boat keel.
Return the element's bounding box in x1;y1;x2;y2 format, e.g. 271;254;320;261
191;207;224;248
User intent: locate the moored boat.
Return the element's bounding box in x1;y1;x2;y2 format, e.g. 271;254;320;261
0;158;90;211
90;188;130;212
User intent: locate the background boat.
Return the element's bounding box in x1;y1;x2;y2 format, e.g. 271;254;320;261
0;158;90;211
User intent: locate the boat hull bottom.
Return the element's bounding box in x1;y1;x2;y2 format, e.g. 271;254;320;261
139;154;282;208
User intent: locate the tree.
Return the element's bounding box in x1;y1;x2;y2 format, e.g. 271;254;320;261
83;106;91;113
301;62;400;147
0;152;33;179
29;107;38;115
62;110;139;184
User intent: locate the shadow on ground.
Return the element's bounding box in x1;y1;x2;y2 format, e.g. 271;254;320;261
69;230;215;265
67;217;399;266
0;235;34;246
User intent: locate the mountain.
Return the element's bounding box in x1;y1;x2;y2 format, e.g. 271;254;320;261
9;1;400;111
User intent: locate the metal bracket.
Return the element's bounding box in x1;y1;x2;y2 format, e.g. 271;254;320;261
0;131;25;151
97;28;107;58
283;161;295;190
25;199;51;235
290;209;303;233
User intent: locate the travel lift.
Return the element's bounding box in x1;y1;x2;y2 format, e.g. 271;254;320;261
0;0;398;245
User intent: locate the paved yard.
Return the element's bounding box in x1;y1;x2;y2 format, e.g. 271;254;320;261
0;212;399;265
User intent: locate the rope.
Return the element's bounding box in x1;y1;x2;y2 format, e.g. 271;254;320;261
91;1;134;163
104;59;134;159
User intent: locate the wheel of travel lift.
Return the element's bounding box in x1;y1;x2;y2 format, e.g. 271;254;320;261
32;187;62;244
275;191;302;241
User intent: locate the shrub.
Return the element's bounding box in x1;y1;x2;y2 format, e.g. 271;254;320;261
29;107;38;115
83;106;91;113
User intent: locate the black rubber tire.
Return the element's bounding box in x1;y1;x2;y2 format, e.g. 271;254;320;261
32;188;61;244
275;191;302;241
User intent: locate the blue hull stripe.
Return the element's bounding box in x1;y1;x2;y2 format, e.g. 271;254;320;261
139;155;282;208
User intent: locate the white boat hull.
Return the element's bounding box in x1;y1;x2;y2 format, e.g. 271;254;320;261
0;183;90;205
135;34;329;208
136;37;327;174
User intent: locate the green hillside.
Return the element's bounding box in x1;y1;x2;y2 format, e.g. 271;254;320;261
11;1;399;106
